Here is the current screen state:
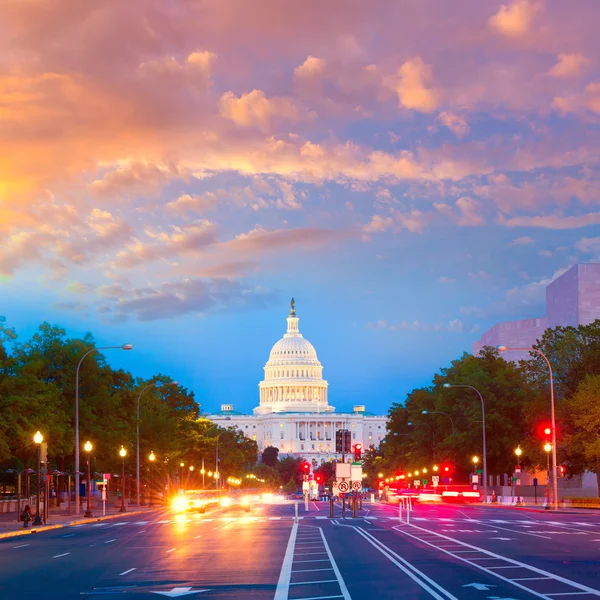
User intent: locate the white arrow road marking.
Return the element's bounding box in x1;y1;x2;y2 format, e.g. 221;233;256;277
463;583;496;591
52;553;70;559
489;537;513;541
151;587;210;597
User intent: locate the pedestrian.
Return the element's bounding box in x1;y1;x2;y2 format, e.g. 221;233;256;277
22;504;31;528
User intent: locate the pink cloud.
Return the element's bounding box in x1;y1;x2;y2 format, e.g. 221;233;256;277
386;57;440;113
499;211;600;229
488;1;541;38
548;53;590;78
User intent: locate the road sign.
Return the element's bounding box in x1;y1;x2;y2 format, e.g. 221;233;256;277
476;469;483;474
533;478;538;486
422;479;428;485
472;475;479;483
512;476;518;482
335;462;351;479
432;476;439;488
103;473;111;480
351;480;362;491
351;464;362;482
515;466;521;474
413;480;420;487
338;480;349;493
302;481;309;491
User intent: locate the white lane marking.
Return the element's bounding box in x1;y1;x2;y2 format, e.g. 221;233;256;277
63;534;75;538
318;528;352;600
104;539;117;544
52;553;70;559
195;535;202;539
270;517;282;520
156;520;170;524
354;528;457;600
293;559;331;563
92;523;108;527
134;521;149;525
273;520;298;600
292;568;335;573
166;547;177;553
120;568;136;576
395;524;600;598
290;580;338;586
290;596;343;600
14;544;30;548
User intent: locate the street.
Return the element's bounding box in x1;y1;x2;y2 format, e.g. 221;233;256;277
1;500;599;599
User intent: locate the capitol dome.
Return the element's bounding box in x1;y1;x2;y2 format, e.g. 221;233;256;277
255;300;332;415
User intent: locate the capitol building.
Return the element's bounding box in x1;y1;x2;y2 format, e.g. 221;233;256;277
207;301;388;466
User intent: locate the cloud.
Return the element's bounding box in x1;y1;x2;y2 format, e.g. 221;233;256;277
510;236;535;245
488;1;540;37
437;276;456;284
438;112;469;138
166;192;220;216
219;90;316;132
109;278;276;321
548;53;590;78
387;57;440;113
575;236;600;256
456;196;485;227
498;212;600;229
363;209;431;235
367;318;473;333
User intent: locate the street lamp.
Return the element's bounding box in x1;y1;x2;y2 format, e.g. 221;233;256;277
136;380;177;507
515;446;523;505
497;345;558;510
443;383;488;504
119;446;127;513
200;459;205;490
84;441;94;518
75;344;133;515
148;451;156;507
421;410;455;435
33;431;44;526
544;442;552;508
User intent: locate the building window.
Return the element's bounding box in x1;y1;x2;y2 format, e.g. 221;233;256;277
280;423;284;427
252;434;256;441
378;434;382;440
369;434;372;440
312;444;315;450
301;444;304;450
378;425;381;429
352;424;356;428
280;444;284;450
280;432;284;440
245;425;248;429
253;425;256;429
353;432;356;440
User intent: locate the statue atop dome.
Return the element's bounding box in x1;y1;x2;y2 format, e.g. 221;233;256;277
289;297;296;316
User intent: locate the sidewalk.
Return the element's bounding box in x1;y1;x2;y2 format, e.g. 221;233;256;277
0;503;164;540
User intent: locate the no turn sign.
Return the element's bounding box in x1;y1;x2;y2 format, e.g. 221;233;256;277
351;480;362;491
338;480;349;493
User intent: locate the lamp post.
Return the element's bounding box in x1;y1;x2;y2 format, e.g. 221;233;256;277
497;346;558;510
84;441;94;518
189;465;194;489
421;410;455;435
179;462;184;490
200;459;205;490
119;446;127;513
515;446;523;505
443;383;488;504
75;344;133;515
472;456;479;489
33;431;44;526
544;442;552;509
215;431;226;494
148;451;155;507
136;381;177;507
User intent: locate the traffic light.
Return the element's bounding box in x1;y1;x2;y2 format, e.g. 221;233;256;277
315;475;321;483
559;465;566;477
344;430;352;454
353;444;362;461
302;462;310;473
335;430;343;453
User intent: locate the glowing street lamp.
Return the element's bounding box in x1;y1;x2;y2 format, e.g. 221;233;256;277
515;446;523;505
84;441;94;518
33;431;44;526
149;451;156;507
378;472;384;479
433;465;439;472
119;446;127;513
472;456;479;465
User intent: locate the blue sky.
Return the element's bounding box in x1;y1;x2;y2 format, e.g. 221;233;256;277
1;0;600;415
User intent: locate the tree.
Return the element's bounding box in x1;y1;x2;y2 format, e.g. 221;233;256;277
283;477;297;494
261;446;279;468
564;374;600;495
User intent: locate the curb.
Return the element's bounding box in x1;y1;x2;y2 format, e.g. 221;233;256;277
477;503;592;515
0;508;160;540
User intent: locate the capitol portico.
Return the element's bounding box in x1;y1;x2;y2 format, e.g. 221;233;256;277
207;300;388;465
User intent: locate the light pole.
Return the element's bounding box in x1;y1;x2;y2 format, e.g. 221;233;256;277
215;431;226;493
544;442;552;508
84;441;94;518
119;446;127;513
200;459;205;490
75;344;133;515
33;431;44;526
443;383;488;504
189;465;194;489
515;446;523;505
136;380;177;507
149;451;155;507
497;346;558;510
421;410;455;435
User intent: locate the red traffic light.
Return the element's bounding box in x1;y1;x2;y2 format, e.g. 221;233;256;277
544;427;551;436
355;444;362;450
315;475;321;482
444;466;450;472
302;462;310;471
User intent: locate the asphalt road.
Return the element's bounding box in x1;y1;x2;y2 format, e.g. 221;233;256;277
1;499;599;599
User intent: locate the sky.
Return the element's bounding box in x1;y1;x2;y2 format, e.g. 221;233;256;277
1;0;600;416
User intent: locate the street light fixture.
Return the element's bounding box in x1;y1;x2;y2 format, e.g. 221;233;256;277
497;345;558;510
119;446;127;513
443;383;488;504
84;441;94;518
472;455;479;465
75;344;133;515
148;451;156;507
421;410;456;435
515;446;523;505
136;380;177;507
33;431;44;526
